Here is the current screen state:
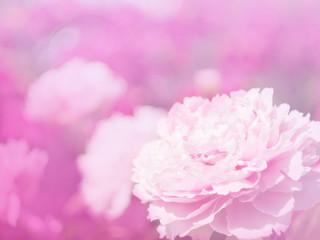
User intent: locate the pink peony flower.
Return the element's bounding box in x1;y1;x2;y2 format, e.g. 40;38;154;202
0;140;48;226
78;106;166;219
133;88;320;240
25;58;127;124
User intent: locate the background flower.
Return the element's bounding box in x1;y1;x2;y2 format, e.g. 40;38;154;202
25;58;127;124
0;140;47;226
78;106;166;219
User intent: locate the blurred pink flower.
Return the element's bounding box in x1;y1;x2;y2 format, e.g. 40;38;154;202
0;140;47;226
25;58;127;124
193;69;222;98
78;106;166;219
133;88;320;239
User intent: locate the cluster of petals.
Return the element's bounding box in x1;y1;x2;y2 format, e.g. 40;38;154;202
78;106;166;219
0;140;47;226
133;88;320;240
25;58;127;124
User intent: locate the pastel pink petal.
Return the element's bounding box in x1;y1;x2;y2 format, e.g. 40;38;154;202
259;150;303;192
160;197;231;239
157;224;214;240
212;173;260;195
210;209;232;236
234;189;259;203
132;184;155;203
226;201;291;239
160;206;214;239
286;152;305;181
187;224;215;240
309;121;320;142
260;88;274;107
148;198;215;225
293;172;320;211
270;151;304;181
267;125;280;148
269;177;302;193
259;162;285;192
252;191;294;217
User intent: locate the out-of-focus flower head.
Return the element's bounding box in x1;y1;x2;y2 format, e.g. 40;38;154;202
133;88;320;240
0;140;47;226
193;69;221;98
25;58;127;124
78;106;166;219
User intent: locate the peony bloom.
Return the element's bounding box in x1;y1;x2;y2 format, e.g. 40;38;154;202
133;88;320;240
78;106;166;219
25;58;127;124
0;140;47;226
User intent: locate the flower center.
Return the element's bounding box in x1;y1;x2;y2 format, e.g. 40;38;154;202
190;150;228;166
